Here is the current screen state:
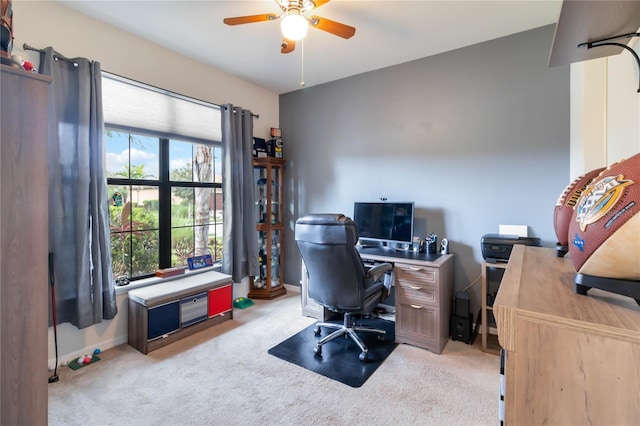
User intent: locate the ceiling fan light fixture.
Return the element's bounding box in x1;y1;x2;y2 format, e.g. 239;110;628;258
280;12;308;41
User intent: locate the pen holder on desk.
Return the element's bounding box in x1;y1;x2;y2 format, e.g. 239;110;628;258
425;233;438;254
424;232;438;254
427;241;437;254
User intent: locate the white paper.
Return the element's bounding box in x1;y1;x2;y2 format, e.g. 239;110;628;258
499;224;528;237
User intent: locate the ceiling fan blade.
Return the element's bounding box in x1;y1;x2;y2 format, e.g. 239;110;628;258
309;0;331;10
309;15;355;39
223;14;278;26
281;38;296;54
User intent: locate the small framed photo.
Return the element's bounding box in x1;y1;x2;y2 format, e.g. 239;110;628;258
187;254;213;270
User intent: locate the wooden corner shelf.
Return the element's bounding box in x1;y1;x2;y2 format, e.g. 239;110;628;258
249;157;287;300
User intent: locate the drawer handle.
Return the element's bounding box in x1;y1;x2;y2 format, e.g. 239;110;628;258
408;267;422;271
410;304;423;309
192;299;198;304
409;285;422;290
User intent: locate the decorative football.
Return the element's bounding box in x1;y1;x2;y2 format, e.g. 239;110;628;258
568;153;640;280
553;167;605;245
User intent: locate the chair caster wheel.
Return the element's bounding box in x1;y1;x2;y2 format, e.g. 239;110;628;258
359;352;368;362
313;327;321;336
314;345;322;357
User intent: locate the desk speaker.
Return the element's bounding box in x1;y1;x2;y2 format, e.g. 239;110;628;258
453;290;470;318
450;314;473;344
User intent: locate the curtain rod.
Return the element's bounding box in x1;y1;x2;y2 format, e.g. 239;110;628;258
23;43;78;67
226;106;260;119
23;44;260;119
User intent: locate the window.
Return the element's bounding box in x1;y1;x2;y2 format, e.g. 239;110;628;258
102;72;223;280
106;130;223;279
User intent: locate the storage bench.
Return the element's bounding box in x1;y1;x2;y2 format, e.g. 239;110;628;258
128;270;233;354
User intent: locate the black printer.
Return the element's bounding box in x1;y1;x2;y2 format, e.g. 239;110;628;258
481;233;541;262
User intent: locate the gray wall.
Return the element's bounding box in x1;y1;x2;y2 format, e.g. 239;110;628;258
280;25;569;313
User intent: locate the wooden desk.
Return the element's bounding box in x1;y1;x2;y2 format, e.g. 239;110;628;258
494;245;640;425
302;248;454;354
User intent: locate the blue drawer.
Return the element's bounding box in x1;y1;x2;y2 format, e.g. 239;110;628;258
180;291;208;327
148;300;180;340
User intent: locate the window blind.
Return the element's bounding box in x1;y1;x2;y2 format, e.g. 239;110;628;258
101;72;222;143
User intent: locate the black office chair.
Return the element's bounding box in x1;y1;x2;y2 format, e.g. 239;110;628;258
295;213;392;362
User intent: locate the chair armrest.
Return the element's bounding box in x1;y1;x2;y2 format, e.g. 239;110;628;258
366;263;392;282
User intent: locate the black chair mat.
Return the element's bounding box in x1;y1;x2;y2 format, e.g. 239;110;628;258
268;317;397;388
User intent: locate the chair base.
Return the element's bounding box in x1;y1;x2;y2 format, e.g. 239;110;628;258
313;312;386;362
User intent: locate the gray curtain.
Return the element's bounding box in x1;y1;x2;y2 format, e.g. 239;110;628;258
39;47;117;329
221;104;259;282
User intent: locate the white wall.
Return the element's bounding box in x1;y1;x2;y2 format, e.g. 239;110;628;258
570;43;640;177
47;293;129;368
11;0;279;366
607;45;640;161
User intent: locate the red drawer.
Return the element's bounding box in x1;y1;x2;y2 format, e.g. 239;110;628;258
208;285;232;317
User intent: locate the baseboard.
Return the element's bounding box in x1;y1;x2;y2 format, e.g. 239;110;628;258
284;283;300;293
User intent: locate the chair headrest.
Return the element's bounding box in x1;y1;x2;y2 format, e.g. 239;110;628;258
295;213;358;245
296;213;349;226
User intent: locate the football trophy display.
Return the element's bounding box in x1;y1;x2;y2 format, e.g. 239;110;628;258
566;152;640;304
553;166;605;256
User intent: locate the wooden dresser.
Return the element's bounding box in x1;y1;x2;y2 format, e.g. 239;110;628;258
494;245;640;425
1;65;51;425
355;248;454;354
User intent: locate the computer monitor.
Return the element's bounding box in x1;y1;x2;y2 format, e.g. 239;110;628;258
352;201;415;249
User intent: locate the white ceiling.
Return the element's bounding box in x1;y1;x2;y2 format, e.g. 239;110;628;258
57;0;563;94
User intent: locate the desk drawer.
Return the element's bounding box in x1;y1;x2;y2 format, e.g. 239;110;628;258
395;264;438;285
396;280;438;305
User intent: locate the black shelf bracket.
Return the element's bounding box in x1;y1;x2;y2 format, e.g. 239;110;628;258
578;32;640;93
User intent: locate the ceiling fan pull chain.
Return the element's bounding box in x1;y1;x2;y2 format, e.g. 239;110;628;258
300;38;305;88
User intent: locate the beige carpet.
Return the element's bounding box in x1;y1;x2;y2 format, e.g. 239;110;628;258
48;289;500;425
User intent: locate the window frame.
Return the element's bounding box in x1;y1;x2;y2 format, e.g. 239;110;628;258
106;127;223;280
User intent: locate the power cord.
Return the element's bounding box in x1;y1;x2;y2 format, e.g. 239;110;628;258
462;275;481;292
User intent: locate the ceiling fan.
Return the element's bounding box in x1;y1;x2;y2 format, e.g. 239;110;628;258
223;0;356;54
